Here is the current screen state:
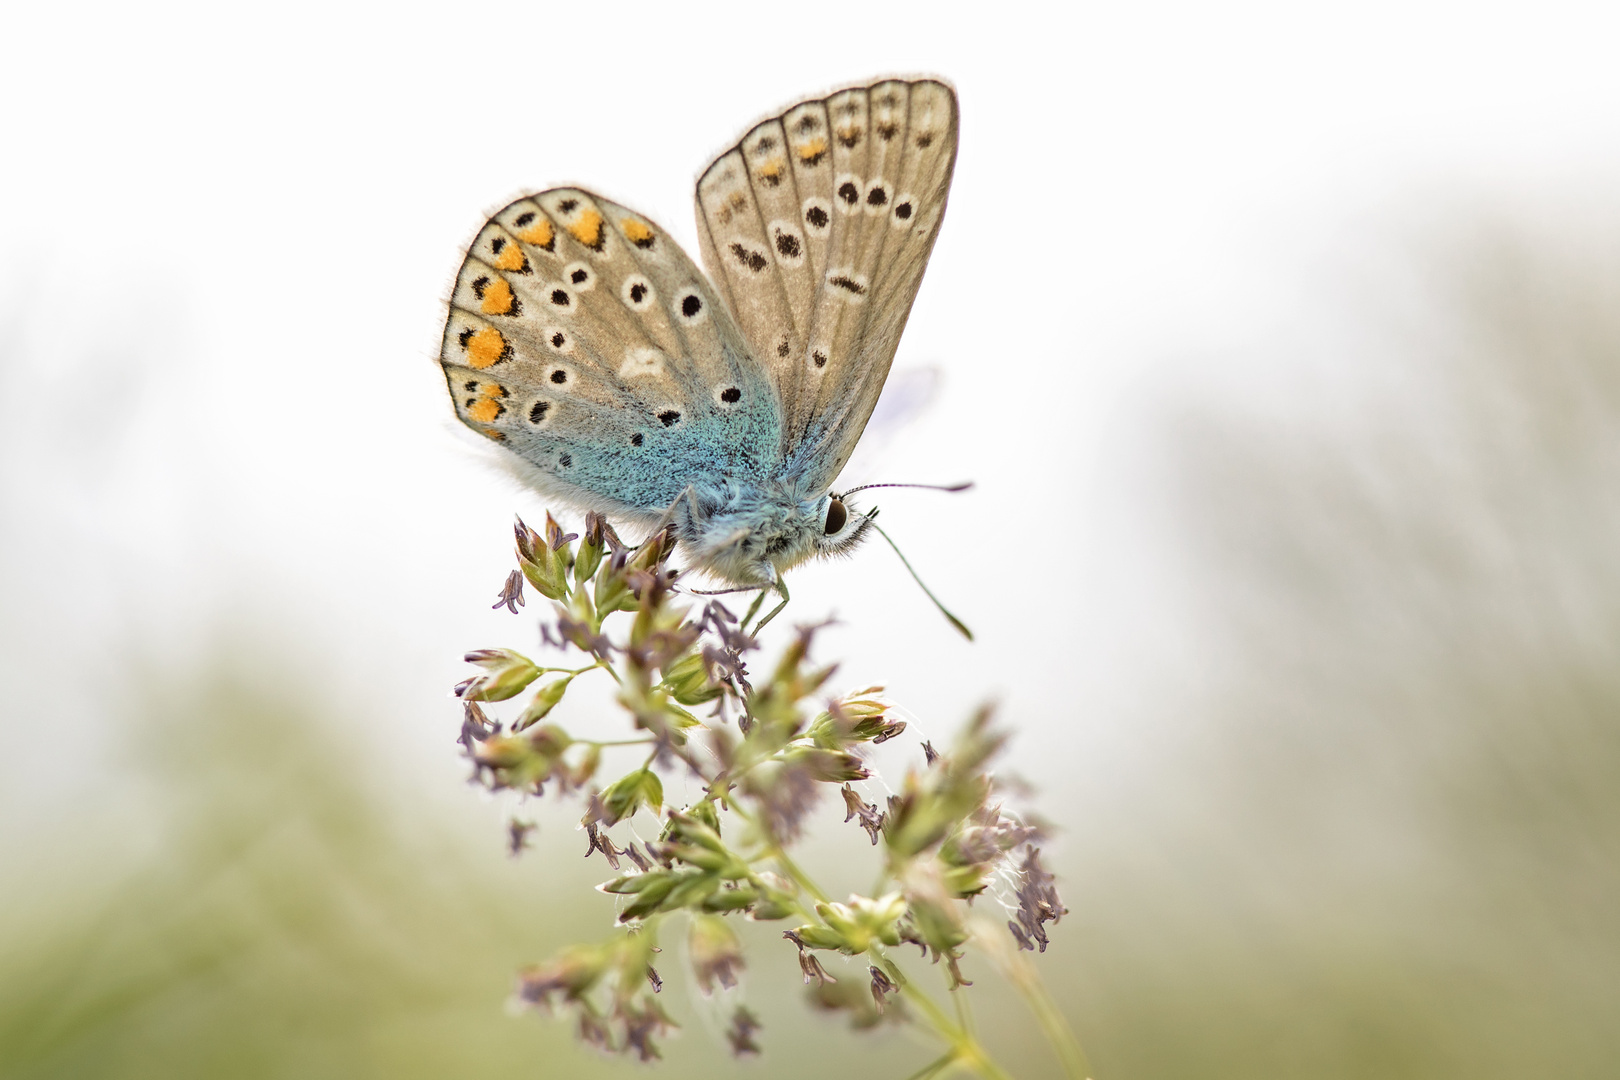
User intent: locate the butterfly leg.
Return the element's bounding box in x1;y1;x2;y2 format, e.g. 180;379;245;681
738;587;770;630
750;574;792;634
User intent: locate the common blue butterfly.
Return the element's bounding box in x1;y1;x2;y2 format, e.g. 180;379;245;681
440;78;957;591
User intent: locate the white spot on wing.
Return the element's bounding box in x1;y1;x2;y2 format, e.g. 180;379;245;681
620;347;666;379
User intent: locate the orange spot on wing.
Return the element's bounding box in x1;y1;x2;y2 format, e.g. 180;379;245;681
796;136;827;163
491;243;527;272
465;326;507;369
480;277;516;315
468;397;502;423
621;218;654;247
517;218;554;248
567;209;604;250
759;160;783;179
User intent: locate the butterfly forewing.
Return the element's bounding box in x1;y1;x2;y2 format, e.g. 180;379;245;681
803;80;957;489
693;78;958;490
440;188;780;518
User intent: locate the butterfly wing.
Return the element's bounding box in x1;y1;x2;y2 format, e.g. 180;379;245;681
695;78;958;492
440;188;781;522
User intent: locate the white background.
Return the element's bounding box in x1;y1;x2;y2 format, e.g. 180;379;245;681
4;0;1620;876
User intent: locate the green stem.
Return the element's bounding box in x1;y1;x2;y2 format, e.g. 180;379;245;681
723;799;831;906
723;793;1013;1080
901;1051;959;1080
952;966;975;1035
1002;951;1091;1080
884;967;1011;1080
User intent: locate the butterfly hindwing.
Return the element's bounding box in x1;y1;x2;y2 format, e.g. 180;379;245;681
441;188;780;517
695;78;958;490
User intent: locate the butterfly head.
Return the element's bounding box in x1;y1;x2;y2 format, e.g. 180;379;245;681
678;482;874;586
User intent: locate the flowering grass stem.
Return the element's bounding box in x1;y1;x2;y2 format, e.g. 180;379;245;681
454;510;1076;1075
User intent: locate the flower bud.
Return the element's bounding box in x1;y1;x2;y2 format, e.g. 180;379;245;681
900;862;968;953
600;768;663;825
515;517;568;600
593;552;638;615
745;873;799;921
492;569;525;614
726;1006;762;1056
688;914;744;994
516;944;606;1008
661;651;721;705
568;743;601;789
574;511;607;585
514;678;572;730
458;649;541;702
785;746;870;784
700;884;758;913
613;872;680;922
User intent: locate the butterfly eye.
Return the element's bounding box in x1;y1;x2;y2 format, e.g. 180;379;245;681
824;497;848;535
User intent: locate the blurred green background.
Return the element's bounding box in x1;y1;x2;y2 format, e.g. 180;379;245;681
5;2;1620;1078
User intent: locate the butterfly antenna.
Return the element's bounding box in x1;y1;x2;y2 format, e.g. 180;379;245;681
869;520;974;641
840;481;973;497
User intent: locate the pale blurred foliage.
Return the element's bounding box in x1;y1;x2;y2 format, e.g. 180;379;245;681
4;201;1620;1079
1065;205;1620;1077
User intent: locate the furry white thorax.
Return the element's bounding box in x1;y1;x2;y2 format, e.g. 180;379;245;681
674;476;871;586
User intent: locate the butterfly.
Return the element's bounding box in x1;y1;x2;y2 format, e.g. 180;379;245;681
439;77;958;595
